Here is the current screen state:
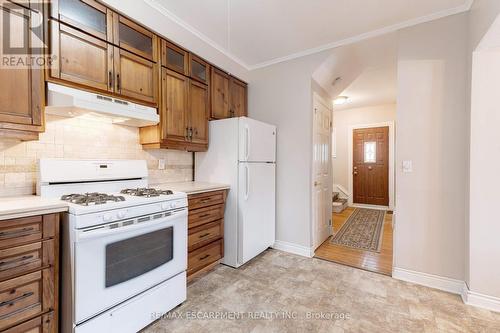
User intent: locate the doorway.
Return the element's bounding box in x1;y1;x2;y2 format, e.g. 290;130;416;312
353;126;389;206
348;122;395;210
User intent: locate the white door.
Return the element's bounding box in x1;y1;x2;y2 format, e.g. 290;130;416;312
239;117;276;162
312;94;332;250
238;162;275;265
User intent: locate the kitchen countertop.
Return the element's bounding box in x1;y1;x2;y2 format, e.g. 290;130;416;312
0;196;68;221
153;181;230;195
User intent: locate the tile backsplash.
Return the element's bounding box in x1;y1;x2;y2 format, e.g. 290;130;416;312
0;114;193;196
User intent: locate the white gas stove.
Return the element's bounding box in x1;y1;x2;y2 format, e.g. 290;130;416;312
38;159;187;333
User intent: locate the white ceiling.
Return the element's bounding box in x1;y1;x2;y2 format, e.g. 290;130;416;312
148;0;472;69
312;33;398;110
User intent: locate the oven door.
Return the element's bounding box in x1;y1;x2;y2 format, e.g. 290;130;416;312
73;208;187;324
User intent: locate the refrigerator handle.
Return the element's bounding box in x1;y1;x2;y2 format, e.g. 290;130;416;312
245;165;250;201
245;125;250;161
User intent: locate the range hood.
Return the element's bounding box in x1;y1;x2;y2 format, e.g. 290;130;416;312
45;83;159;127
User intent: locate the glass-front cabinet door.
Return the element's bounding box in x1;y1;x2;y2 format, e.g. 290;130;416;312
162;40;188;75
113;15;158;62
52;0;113;42
189;54;209;84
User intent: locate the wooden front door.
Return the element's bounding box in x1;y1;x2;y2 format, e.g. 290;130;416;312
353;127;389;206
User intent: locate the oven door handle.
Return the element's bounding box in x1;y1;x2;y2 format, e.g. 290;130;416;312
75;210;187;241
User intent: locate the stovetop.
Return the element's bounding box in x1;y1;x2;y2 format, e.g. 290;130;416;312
120;188;174;197
61;188;175;206
61;193;126;206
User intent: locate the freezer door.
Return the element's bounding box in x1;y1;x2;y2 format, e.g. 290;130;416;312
239;117;276;162
238;162;275;265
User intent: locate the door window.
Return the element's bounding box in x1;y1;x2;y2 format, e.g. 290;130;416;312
364;141;376;163
105;227;173;287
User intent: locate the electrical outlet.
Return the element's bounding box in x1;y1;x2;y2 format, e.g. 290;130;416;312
158;159;166;170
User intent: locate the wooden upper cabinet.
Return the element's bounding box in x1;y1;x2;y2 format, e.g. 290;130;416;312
161;68;188;143
189;54;209;84
50;21;114;92
0;1;44;140
51;0;113;43
114;47;158;105
210;67;230;119
162;40;188;75
189;80;209;145
230;76;248;117
113;15;158;62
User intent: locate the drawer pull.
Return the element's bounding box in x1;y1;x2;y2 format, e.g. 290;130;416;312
198;214;211;218
199;199;213;203
0;291;34;308
198;233;211;239
0;227;36;239
199;254;210;260
0;255;35;270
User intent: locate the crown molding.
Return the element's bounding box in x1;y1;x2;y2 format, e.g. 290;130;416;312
144;0;251;71
146;0;473;71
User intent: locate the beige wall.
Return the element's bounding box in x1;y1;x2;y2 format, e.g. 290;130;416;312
248;51;330;250
394;13;468;280
332;104;396;193
468;1;500;299
0;115;193;196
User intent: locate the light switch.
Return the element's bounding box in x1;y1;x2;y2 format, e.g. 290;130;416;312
158;159;166;170
402;160;413;173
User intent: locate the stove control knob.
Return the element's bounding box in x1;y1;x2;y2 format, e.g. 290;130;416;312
103;213;113;222
117;211;126;219
161;203;169;210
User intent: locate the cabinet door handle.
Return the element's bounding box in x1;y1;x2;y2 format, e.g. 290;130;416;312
189;127;193;141
116;74;121;91
199;254;210;260
0;227;35;239
185;127;189;141
0;292;34;308
108;71;113;89
0;255;35;270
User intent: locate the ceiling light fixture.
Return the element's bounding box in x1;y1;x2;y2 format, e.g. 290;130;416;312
333;96;349;105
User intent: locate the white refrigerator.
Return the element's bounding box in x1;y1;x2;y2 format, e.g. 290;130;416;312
195;117;276;268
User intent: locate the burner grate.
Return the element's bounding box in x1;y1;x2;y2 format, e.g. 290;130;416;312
120;188;174;197
61;193;126;206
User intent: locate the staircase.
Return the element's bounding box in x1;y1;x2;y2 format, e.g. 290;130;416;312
332;192;348;213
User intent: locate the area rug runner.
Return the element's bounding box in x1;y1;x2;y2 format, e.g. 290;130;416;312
330;208;386;252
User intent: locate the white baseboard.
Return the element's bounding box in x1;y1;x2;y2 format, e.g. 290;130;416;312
392;267;465;295
272;240;314;258
462;285;500;313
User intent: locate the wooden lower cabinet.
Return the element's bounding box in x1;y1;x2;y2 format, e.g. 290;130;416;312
0;214;59;333
187;190;227;281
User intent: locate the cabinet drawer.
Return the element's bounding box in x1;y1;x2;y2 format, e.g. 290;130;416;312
188;191;225;210
188;220;223;251
3;311;55;333
188;205;224;229
0;217;43;249
0;271;44;331
0;240;54;282
188;240;222;275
